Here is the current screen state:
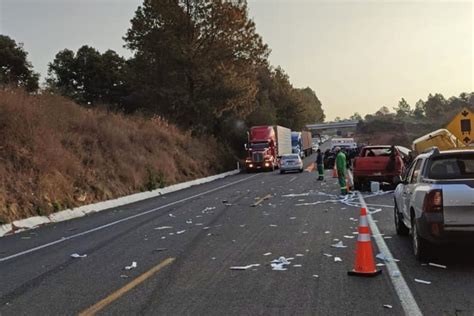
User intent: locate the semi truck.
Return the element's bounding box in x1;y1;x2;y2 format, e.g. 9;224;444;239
245;125;292;172
291;131;313;158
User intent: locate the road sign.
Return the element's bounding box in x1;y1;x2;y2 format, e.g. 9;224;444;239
446;107;474;145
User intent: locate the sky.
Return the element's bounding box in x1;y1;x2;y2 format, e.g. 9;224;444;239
1;0;473;120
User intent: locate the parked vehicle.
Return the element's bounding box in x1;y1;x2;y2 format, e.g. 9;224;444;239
245;125;292;172
412;129;464;154
394;148;474;260
280;154;303;174
353;145;408;190
331;138;357;150
291;131;313;158
323;149;336;169
291;132;303;158
301;131;312;157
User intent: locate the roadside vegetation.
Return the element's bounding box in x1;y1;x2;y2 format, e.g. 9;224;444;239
0;89;231;223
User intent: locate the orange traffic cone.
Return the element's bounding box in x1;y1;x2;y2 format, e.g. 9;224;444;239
332;165;338;178
348;207;381;277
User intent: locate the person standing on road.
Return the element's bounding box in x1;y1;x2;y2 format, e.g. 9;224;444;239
335;147;348;195
315;149;324;181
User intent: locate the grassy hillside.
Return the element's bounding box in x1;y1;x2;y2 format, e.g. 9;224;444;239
0;89;232;223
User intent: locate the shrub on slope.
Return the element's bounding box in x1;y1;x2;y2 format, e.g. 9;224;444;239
0;89;230;223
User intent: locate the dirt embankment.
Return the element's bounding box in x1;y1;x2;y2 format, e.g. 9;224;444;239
0;89;232;223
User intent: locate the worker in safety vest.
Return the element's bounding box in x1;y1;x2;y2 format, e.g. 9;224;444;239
315;149;324;181
335;147;347;195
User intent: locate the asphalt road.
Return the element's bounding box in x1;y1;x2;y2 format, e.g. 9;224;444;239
1;155;473;315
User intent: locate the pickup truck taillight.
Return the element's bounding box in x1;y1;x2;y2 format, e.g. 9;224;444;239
423;189;443;213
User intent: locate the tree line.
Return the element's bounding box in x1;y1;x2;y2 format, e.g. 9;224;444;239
0;0;325;152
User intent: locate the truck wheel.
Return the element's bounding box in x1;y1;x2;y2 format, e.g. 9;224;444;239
411;217;431;261
394;203;409;236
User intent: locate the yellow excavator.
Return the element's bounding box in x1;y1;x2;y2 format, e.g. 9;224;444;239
412;128;465;154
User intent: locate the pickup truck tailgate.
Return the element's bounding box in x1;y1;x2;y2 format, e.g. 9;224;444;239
443;183;474;230
355;157;388;171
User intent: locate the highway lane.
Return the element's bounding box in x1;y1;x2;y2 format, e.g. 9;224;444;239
0;156;472;315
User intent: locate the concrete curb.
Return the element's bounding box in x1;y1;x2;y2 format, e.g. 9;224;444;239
0;169;240;238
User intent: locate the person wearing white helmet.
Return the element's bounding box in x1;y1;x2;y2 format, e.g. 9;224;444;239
335;146;348;195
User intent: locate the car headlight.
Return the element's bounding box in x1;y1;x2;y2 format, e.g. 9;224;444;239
249;164;254;168
264;162;270;167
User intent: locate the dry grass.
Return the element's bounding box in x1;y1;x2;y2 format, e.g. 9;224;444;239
0;88;230;223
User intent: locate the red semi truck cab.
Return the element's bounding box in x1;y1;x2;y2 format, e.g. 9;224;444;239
245;126;277;171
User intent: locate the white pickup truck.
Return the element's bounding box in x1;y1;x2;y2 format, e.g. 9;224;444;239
394;148;474;260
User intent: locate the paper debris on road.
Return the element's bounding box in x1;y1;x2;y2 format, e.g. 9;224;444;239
324;231;330;234
195;223;203;226
70;253;87;258
369;209;382;215
383;236;392;239
333;238;340;241
376;263;385;267
271;256;291;265
343;235;355;239
176;230;186;235
230;264;260;270
154;226;173;230
239;224;246;228
201;207;216;213
271;264;287;271
289;217;297;220
186;220;193;224
124;261;137;270
312;275;319;278
331;241;347;248
296;254;304;257
293;264;302;268
414;278;432;285
263;252;272;256
334;257;342;262
168;213;176;218
428;262;447;269
269;224;278;227
323;253;333;257
383;305;393;309
302;231;308;234
120;275;129;279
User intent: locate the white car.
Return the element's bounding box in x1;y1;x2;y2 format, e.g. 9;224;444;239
280;154;303;174
394;148;474;260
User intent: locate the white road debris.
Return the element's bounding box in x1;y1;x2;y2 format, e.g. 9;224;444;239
176;230;186;235
414;278;432;285
124;261;137;270
263;252;272;256
428;262;447;269
343;235;355;239
331;241;347;248
383;305;393;309
323;253;333;257
334;257;342;262
230;264;260;270
70;253;87;258
154;226;173;230
168;213;176;218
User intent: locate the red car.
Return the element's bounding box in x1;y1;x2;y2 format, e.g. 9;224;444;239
353;145;410;190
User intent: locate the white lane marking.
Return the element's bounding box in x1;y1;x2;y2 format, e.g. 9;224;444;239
358;192;423;316
0;174;259;263
289;177;297;183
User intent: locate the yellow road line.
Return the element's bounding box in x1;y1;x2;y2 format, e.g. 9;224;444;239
251;194;272;207
79;257;175;316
